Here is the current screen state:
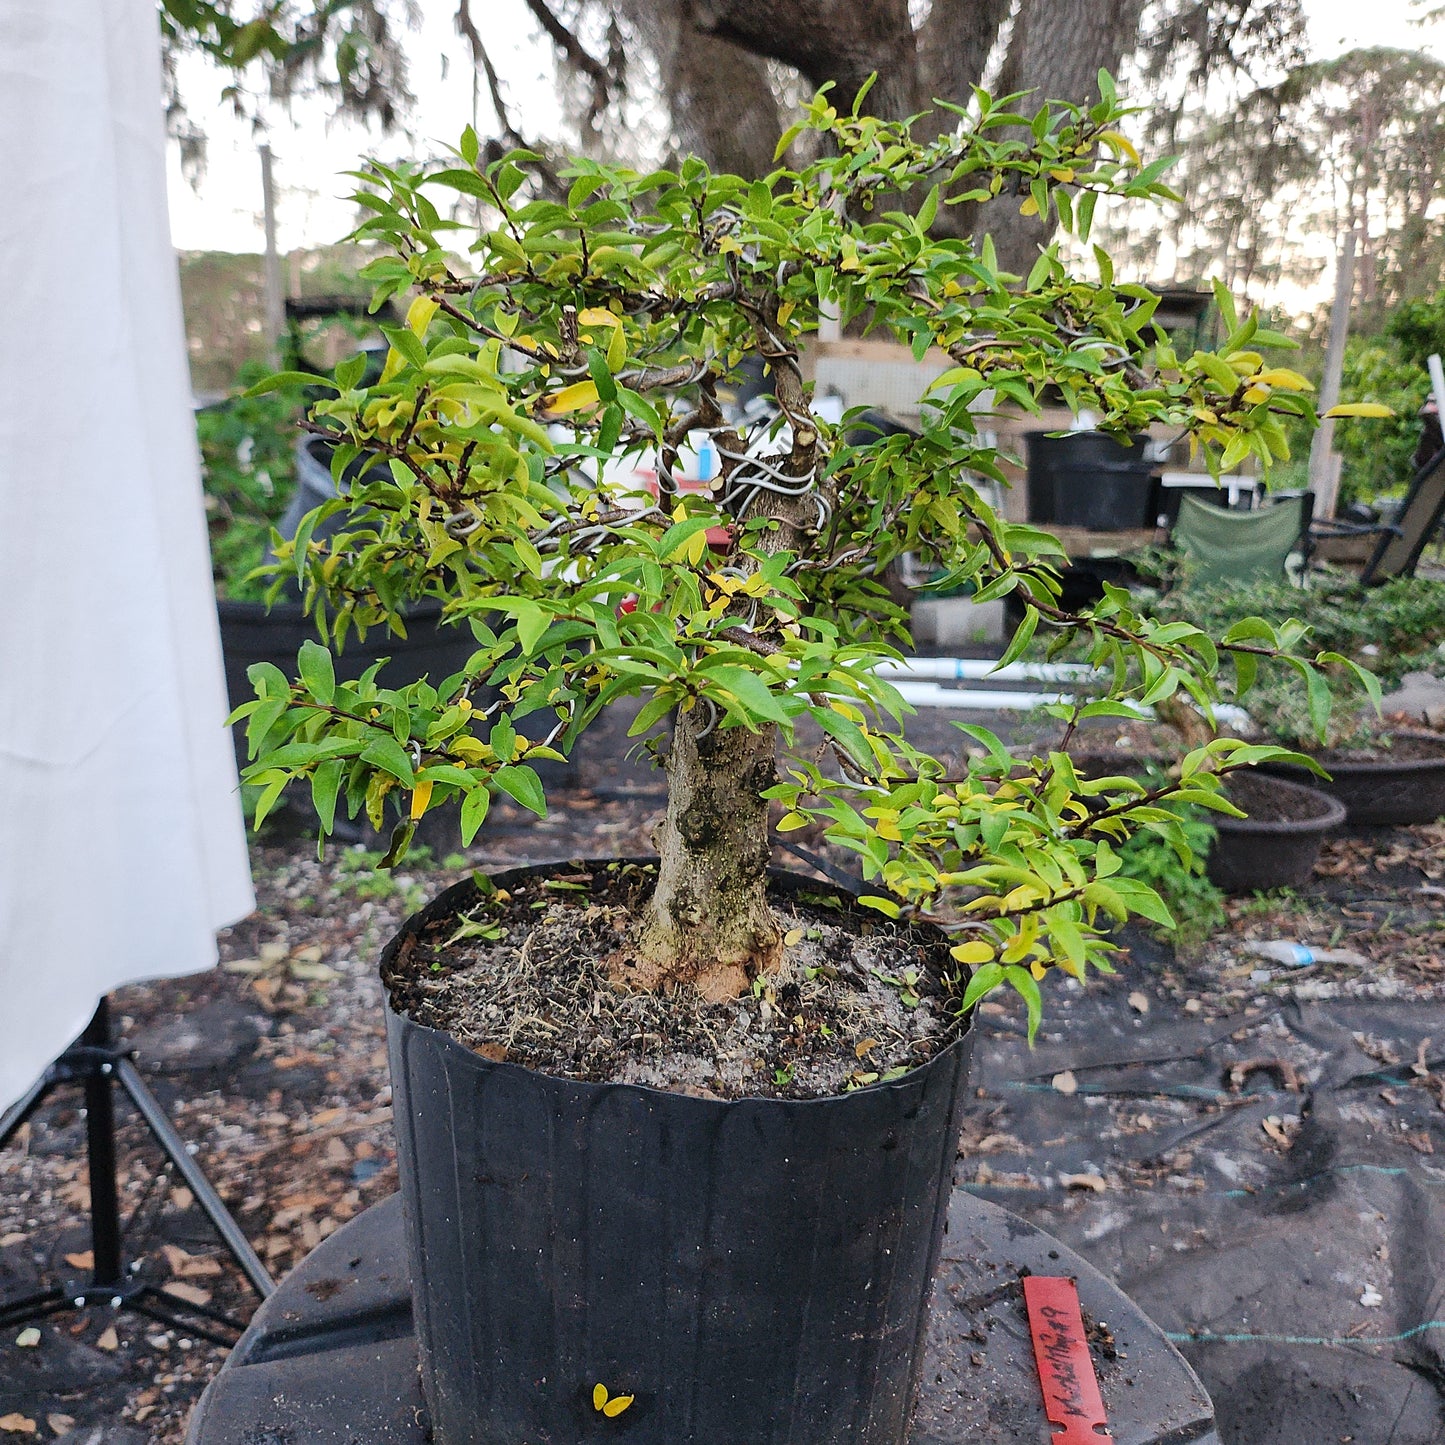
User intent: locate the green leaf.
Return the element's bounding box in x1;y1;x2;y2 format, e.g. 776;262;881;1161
704;666;792;726
1004;965;1043;1044
992;606;1039;673
494;764;547;816
858;894;900;918
361;735;416;785
960;962;1004;1010
297;639;336;707
460;787;491;846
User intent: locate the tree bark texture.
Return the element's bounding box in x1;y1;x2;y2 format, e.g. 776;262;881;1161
632;709;782;1001
972;0;1148;271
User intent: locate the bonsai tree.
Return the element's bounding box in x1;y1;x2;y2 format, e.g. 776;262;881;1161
238;79;1374;1034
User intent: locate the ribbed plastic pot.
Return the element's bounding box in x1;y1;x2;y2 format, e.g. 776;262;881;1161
1025;431;1154;530
1257;731;1445;826
1206;774;1346;893
381;864;973;1445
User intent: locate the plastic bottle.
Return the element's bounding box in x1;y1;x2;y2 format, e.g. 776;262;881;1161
1242;941;1369;968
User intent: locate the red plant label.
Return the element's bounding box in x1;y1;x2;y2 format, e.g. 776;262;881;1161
1022;1275;1115;1445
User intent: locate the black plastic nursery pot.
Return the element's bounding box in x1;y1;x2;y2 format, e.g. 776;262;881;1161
1205;771;1346;894
1025;430;1155;530
1257;730;1445;827
380;862;974;1445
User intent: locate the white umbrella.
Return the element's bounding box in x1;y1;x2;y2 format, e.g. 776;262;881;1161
0;0;256;1110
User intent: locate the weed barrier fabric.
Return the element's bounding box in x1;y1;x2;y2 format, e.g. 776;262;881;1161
963;928;1445;1444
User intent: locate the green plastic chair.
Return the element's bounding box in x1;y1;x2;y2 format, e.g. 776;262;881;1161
1172;491;1311;586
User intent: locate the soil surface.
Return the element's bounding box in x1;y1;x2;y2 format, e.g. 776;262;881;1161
1222;770;1332;824
1312;732;1445;765
386;860;962;1100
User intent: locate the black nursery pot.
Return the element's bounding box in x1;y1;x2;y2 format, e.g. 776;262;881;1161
381;863;974;1445
1258;730;1445;827
1205;772;1346;894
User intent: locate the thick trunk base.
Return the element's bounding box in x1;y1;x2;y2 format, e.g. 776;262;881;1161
618;711;781;1002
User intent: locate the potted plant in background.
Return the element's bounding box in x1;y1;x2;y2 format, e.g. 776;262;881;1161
235;80;1368;1444
1147;575;1445;828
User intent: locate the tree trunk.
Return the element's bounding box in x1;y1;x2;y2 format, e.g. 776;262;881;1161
973;0;1148;273
630;708;782;1001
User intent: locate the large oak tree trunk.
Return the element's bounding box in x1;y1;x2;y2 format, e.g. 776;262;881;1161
632;708;782;1001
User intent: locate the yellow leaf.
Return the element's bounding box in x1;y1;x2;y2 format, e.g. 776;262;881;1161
855;1038;881;1058
784;929;804;946
1242;385;1271;405
578;307;619;329
410;779;434;821
1030;960;1048;980
603;1395;634;1417
1049;167;1075;182
1099;130;1140;164
949;941;996;964
0;1415;36;1435
406;294;438;338
543;380;601;416
1323;402;1394;419
776;811;810;832
1019;196;1039;217
1255;367;1312;392
777;299;796;326
593;1384;609;1411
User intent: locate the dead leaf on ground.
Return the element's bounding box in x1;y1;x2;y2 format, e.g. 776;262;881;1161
96;1326;119;1351
45;1416;75;1437
1128;991;1150;1014
1052;1070;1078;1095
0;1414;36;1435
63;1250;93;1270
14;1328;39;1348
161;1244;222;1278
0;1233;25;1248
1060;1172;1107;1192
1262;1116;1293;1146
162;1281;213;1307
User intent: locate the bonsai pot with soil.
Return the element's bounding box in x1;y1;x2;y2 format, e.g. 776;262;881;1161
1258;729;1445;826
1205;769;1347;893
235;92;1355;1442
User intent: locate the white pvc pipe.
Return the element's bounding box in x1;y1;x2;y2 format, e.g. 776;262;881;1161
877;657;1096;684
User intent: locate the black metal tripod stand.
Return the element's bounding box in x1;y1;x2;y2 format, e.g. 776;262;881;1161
0;998;274;1345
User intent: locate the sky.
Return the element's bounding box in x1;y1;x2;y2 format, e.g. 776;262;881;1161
165;0;1441;306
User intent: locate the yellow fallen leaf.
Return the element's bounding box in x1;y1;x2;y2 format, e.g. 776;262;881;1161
1019;195;1039;217
1128;991;1150;1014
1060;1172;1107;1192
0;1414;36;1435
593;1384;609;1411
45;1418;75;1437
64;1250;92;1270
1052;1070;1078;1096
603;1394;634;1417
14;1328;39;1348
855;1038;881;1059
96;1326;119;1351
784;929;804;946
